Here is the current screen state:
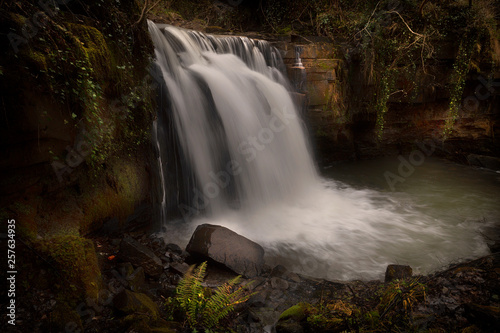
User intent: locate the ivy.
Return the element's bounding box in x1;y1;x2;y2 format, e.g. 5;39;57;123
444;36;476;137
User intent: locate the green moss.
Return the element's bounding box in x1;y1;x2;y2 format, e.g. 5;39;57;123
36;235;101;304
9;13;26;27
80;157;146;234
316;61;336;71
26;51;48;72
279;302;311;321
47;302;83;332
116;291;159;319
65;23;111;84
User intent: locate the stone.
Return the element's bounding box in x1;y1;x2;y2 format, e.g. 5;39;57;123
285;272;302;283
275;303;310;333
165;243;183;255
149;236;167;253
113;290;159;319
170;262;190;276
119;235;163;277
270;265;288;278
186;224;265;278
271;277;289;290
385;264;413;283
117;263;146;292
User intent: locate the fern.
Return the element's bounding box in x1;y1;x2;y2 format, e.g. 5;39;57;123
174;262;255;330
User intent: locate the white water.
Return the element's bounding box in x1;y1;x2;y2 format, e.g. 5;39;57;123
149;22;497;281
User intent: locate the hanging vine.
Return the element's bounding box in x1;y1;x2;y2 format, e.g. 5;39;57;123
443;36;476;137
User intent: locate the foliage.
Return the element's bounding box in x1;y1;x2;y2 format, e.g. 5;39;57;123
444;37;476;137
173;261;255;331
376;278;427;330
278;278;427;332
0;0;154;179
306;299;360;332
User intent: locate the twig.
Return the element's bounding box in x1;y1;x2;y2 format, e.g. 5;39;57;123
355;1;382;38
135;0;162;26
386;10;424;38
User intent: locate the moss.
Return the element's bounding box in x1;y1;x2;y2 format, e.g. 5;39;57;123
279;302;311;321
26;51;48;72
65;23;111;84
115;291;159;319
8;199;39;240
80;156;146;234
9;13;26;27
36;235;101;304
47;302;83;332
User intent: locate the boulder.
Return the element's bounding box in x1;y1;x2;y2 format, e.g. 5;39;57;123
119;235;163;277
385;264;413;283
186;224;265;278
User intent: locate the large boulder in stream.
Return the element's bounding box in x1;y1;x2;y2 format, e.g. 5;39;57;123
186;224;265;278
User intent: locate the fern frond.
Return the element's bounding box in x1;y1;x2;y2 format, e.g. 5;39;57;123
175;261;256;330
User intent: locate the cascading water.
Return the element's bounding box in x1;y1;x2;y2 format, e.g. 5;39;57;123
149;21;317;218
149;21;496;280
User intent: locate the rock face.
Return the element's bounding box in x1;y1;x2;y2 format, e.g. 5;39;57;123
467;154;500;171
119;235;163;277
273;37;500;164
186;224;265;278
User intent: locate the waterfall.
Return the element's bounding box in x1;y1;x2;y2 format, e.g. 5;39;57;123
148;21;492;281
148;21;317;221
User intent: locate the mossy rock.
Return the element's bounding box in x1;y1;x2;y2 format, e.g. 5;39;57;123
80;156;148;234
65;22;111;84
279;303;311;321
46;302;83;332
36;235;101;304
277;301;360;333
276;303;312;333
114;290;159;320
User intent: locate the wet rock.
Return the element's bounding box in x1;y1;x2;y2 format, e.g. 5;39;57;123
385;264;413;282
186;224;265;278
271;265;288;278
166;243;183;255
113;290;159;319
170;262;190;276
119;235;163;277
149;236;167;254
285;272;302;283
271;277;289;290
117;263;146;292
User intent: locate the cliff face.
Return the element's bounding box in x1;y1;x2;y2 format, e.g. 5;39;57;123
0;0;155;237
0;0;156;309
276;38;500;165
